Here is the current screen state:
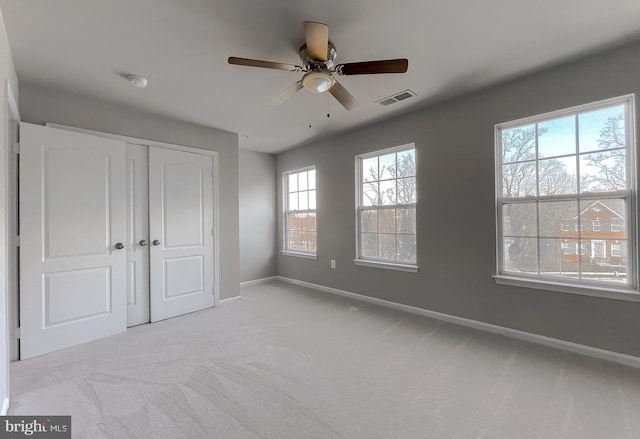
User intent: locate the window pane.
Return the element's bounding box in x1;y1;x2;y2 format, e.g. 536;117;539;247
380;180;396;205
361;233;378;258
299;191;308;210
289;192;298;210
308;169;316;189
580;246;627;285
379;153;396;180
379;234;396;260
298;231;308;250
538;156;577;196
288;173;298;192
540;238;579;280
308;190;316;210
397;177;416;204
497;99;633;288
362;157;379;182
579;105;626;154
288;213;298;231
610;240;627;259
580;199;626;239
502;162;536;197
362;182;379;206
580;150;626;192
539;200;577;238
502;124;536;163
502;203;536;237
397;235;416;263
361;210;377;233
358;146;416;265
288;231;298;250
538;115;576;158
299;171;308;191
396;208;416;234
503;237;538;274
397;149;415;177
307;232;317;252
378;209;396;233
307;213;316;232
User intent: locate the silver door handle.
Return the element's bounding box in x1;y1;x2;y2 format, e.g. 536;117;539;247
152;240;161;246
139;240;148;246
115;242;125;250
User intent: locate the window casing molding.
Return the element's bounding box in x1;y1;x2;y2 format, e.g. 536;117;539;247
494;94;639;300
283;166;317;257
355;143;418;269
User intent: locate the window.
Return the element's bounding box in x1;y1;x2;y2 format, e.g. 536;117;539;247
611;242;623;257
496;95;635;292
611;218;624;231
561;241;577;255
283;167;316;256
355;144;417;270
592;219;602;231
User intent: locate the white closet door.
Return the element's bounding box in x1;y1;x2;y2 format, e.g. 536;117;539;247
126;144;150;327
149;147;214;321
20;123;127;359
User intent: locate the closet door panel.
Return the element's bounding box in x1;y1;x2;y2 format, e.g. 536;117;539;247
148;147;214;321
125;144;150;327
20;123;127;359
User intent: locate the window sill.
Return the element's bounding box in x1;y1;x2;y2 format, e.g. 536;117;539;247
281;250;317;260
353;259;419;273
493;275;640;303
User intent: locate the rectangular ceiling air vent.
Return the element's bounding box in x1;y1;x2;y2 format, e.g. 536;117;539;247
376;89;416;106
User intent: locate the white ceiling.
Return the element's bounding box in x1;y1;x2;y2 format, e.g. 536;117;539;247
2;0;640;153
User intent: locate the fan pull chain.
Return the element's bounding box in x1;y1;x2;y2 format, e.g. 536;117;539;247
308;95;312;128
327;93;331;118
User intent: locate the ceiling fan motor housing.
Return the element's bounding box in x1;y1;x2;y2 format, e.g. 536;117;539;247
300;41;337;70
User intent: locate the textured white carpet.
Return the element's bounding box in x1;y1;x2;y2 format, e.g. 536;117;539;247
9;280;640;438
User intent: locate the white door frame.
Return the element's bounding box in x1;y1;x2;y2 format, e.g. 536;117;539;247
46;123;221;307
2;80;19;413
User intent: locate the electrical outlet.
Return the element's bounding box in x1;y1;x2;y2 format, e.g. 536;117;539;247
331;259;336;269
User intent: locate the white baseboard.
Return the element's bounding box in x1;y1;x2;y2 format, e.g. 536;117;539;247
1;397;9;415
219;296;242;305
240;276;277;288
275;276;640;369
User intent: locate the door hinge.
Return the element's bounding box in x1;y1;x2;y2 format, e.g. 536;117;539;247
13;327;20;340
211;228;215;236
13;235;20;247
12;142;20;154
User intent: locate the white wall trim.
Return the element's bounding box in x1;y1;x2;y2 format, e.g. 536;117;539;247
219;296;242;304
1;397;8;415
275;276;640;369
240;276;277;287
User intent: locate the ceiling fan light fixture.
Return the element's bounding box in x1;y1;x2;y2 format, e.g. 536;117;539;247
301;71;334;93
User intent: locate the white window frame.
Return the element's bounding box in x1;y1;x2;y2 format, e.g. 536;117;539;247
354;143;418;272
494;95;640;302
282;166;317;259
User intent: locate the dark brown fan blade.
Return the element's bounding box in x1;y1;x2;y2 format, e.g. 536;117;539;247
303;21;329;62
228;57;303;72
335;59;408;75
329;79;359;111
270;82;304;106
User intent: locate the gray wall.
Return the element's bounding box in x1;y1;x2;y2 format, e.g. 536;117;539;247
0;5;18;412
20;83;240;300
277;40;640;357
239;149;277;282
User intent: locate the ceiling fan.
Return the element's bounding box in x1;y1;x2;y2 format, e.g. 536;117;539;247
228;21;409;111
